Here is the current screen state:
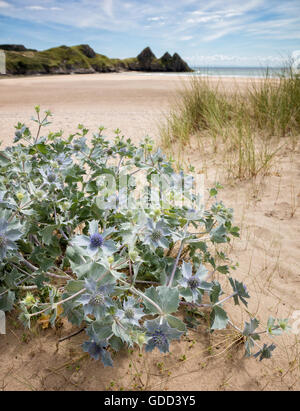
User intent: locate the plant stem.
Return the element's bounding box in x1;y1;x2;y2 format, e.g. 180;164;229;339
168;223;188;287
28;287;86;318
8;200;33;222
19;256;70;279
213;292;238;307
118;278;164;315
128;259;133;284
180;301;211;308
58;326;86;343
227;319;262;350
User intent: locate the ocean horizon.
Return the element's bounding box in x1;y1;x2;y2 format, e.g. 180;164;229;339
191;66;286;78
128;66;286;78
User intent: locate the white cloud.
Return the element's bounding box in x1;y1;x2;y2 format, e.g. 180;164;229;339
0;0;299;56
102;0;114;18
180;0;300;43
186;53;285;66
26;6;46;10
180;36;193;41
0;0;10;7
187;15;219;24
147;16;164;21
24;4;63;12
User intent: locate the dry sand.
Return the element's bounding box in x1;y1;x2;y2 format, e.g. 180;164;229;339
0;73;299;391
0;73;258;145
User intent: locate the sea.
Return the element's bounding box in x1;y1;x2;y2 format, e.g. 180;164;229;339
131;66;286;78
191;66;285;78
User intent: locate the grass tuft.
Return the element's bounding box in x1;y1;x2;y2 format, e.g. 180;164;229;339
160;67;300;179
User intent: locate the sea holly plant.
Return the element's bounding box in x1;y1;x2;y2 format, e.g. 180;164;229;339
0;107;291;367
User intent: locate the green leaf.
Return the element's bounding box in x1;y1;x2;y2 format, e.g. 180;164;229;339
89;220;99;235
210;224;227;244
229;278;249;306
41;225;56;245
143;286;161;314
0;290;15;311
158;286;180;314
109;336;124;351
210;306;228;330
36;143;49;155
91;320;113;340
144;286;179;315
253;343;276;361
75;262;106;279
112;321;131;344
0;151;10;165
243;318;260;337
66;245;86;268
217;265;229;274
210;282;222;304
34;273;50;289
63;300;84;326
209;188;218;197
66;280;85;294
166;315;187;332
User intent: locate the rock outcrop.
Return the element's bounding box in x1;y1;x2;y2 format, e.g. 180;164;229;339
77;44;97;59
137;47;156;70
132;47;192;72
0;44;37;52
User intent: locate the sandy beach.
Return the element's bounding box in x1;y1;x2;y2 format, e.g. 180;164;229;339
0;73;259;146
0;73;299;391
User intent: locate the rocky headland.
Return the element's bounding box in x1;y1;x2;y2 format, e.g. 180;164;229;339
0;44;192;75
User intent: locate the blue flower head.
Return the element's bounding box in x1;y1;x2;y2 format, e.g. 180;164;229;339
116;296;145;327
72;220;116;257
72;137;88;154
144;219;170;251
178;261;212;303
145;318;183;353
56;153;72;167
77;278;115;320
90;232;104;249
39;167;62;189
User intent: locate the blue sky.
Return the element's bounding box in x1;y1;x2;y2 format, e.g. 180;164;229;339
0;0;299;66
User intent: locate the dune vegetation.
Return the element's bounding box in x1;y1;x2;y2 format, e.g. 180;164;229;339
160;68;300;179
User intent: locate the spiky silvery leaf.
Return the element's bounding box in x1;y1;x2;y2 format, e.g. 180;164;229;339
253;343;276;361
243;318;260;337
0;214;23;260
229;277;250;307
82;331;113;367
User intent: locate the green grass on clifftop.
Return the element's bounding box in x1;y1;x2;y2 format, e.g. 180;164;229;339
3;44;190;75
